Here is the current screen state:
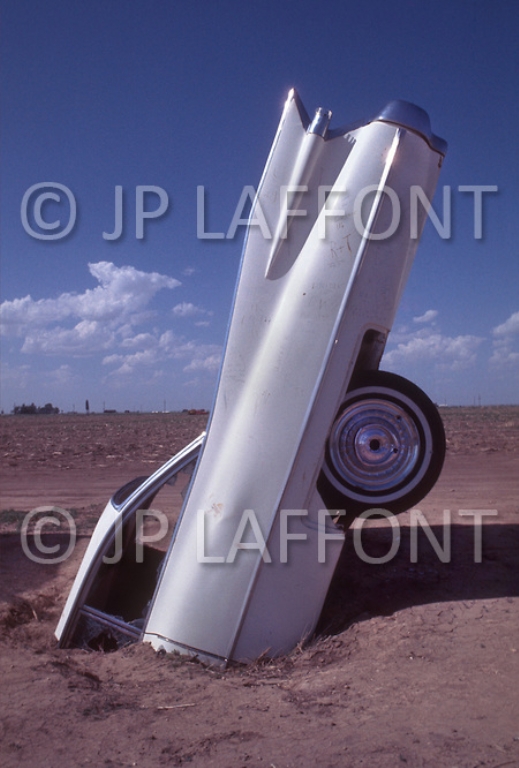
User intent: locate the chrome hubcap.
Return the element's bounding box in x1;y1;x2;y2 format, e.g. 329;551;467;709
329;398;421;492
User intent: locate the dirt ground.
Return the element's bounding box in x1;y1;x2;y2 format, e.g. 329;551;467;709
1;408;518;767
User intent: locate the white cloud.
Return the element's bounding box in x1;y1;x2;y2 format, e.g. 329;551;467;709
103;348;160;376
413;309;438;324
172;301;213;320
45;364;79;387
0;261;180;354
0;261;223;397
183;350;222;373
101;329;222;378
120;332;158;350
0;261;180;342
387;309;519;376
21;320;117;355
383;326;484;371
490;310;519;368
493;310;519;338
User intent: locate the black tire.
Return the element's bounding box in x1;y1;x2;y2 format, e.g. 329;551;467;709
318;371;446;515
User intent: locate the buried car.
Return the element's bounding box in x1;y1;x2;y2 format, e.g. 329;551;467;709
56;89;447;665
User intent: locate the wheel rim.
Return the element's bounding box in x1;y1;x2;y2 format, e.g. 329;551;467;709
328;398;422;493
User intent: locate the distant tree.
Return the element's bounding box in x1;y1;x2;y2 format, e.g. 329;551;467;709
13;402;59;415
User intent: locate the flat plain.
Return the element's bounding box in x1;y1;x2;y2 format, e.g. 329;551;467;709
1;407;518;767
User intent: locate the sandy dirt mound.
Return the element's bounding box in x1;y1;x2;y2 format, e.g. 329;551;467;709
1;408;518;767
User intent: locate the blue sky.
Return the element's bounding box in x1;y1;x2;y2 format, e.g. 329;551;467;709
1;0;518;412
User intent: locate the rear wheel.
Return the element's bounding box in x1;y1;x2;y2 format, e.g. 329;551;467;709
319;371;445;515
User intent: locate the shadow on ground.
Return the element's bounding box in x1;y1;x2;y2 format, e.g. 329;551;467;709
316;522;519;636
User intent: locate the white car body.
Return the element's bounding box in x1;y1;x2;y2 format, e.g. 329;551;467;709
56;90;447;665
